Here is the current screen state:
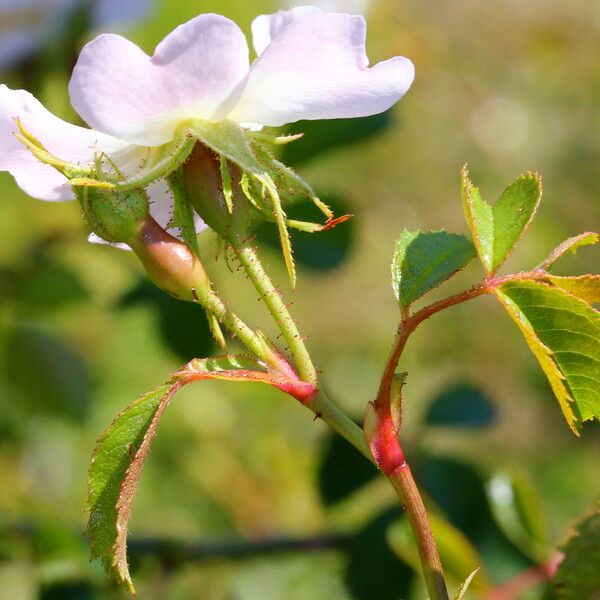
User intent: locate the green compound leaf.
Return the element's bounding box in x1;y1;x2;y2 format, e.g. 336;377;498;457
87;355;315;594
553;503;600;600
391;230;476;308
540;232;598;271
461;167;542;274
494;280;600;433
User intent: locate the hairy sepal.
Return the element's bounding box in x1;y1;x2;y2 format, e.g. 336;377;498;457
187;120;350;287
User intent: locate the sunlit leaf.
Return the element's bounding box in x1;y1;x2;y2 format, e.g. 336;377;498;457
494;280;600;432
552;503;600;599
461;167;542;274
540;232;598;271
547;275;600;304
87;355;315;593
87;380;177;593
486;468;549;561
388;513;491;594
391;230;476;308
189;120;264;176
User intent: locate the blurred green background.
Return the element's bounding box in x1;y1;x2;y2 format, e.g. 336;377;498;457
0;0;599;598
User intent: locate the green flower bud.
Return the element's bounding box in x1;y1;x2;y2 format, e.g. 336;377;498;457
129;216;211;302
182;143;253;242
79;187;149;244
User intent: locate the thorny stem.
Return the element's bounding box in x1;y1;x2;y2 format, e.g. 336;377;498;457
232;238;371;458
376;269;548;406
372;269;548;600
229;237;550;599
198;288;270;363
233;238;318;385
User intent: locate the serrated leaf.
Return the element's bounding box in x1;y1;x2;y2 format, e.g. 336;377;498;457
540;232;598;270
87;355;315;593
486;468;549;561
87;380;178;594
391;230;476;308
461;167;542;274
387;513;490;594
547;275;600;304
494;280;600;432
553;503;600;599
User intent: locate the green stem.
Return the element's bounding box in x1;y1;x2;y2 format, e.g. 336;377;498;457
197;287;282;372
233;239;317;385
231;238;370;458
309;390;372;461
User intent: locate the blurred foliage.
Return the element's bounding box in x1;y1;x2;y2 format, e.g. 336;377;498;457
426;384;497;428
551;503;600;599
1;0;599;598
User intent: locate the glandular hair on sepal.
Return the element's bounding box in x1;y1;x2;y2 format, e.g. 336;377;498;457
78;187;149;244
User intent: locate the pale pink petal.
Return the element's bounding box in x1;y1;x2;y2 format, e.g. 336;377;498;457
251;6;322;56
69;14;250;146
147;178;208;238
0;84;135;201
9;160;73;201
230;12;414;127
